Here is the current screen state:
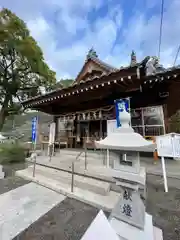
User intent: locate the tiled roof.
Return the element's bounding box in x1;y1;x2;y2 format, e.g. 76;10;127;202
74;55;118;83
88;56;117;72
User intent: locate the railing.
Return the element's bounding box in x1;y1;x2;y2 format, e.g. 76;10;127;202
32;140;88;193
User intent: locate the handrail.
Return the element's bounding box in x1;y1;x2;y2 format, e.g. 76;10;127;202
75;150;84;161
71;141;87;192
75;141;87;169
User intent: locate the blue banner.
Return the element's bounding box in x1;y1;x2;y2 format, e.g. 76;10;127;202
114;98;130;127
32;116;38;143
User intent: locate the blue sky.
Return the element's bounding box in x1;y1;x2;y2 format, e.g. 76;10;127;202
0;0;180;80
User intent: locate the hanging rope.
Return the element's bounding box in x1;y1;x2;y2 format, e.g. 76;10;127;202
173;45;180;66
158;0;165;60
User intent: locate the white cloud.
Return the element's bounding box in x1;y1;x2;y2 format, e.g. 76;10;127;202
0;0;180;80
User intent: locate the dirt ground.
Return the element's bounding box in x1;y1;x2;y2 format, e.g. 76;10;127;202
0;171;180;240
0;176;30;195
14;198;102;240
146;175;180;240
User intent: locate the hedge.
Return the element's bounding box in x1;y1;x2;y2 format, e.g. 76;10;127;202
0;143;26;164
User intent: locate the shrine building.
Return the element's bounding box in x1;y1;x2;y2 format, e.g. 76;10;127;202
22;49;180;148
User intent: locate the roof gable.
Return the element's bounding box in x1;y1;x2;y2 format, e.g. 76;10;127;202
75;52;117;84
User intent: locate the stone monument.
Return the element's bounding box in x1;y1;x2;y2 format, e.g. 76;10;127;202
95;101;163;240
0;165;5;179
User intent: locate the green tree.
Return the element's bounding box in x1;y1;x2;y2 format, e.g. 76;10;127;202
0;8;56;130
60;79;74;88
169;110;180;133
51;79;74;90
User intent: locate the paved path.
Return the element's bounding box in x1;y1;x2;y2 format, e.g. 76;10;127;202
0;182;66;240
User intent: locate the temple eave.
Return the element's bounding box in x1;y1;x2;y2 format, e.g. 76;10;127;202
23;70;140;112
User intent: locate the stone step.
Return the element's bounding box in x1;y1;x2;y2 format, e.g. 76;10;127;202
15;168;120;212
27;165;111;196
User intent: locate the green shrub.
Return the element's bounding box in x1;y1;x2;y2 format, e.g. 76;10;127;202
0;143;26;164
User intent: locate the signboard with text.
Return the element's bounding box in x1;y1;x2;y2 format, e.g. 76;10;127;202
156;133;180;158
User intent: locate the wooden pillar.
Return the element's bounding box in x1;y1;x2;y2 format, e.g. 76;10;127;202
163;104;169;133
87;121;90;141
100;119;102;140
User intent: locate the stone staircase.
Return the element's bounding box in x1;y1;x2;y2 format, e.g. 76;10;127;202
27;165;110;196
18;148;147;210
16;164;120;211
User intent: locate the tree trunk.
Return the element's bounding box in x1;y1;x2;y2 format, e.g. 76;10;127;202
0;96;10;132
0;106;7;132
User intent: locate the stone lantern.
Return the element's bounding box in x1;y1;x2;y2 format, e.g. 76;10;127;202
95;104;163;239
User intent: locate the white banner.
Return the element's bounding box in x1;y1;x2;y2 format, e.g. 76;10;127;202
49;122;56;145
107;119;117;136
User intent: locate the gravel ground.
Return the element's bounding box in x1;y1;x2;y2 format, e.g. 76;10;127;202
1;164;180;240
146;175;180;240
14;198;108;240
0;162;30;195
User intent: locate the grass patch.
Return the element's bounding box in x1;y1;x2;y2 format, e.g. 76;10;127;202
0;143;26;164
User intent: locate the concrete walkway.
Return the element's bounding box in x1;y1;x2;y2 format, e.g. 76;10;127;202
0;182;66;240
